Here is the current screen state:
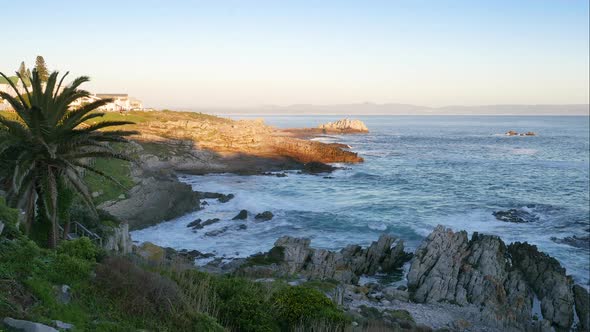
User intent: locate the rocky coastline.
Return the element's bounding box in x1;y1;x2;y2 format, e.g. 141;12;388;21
100;114;366;229
91;113;588;331
153;225;589;332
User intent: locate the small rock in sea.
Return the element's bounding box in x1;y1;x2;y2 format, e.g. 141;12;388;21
187;219;202;229
201;201;209;206
255;211;274;221
551;235;590;250
505;130;537;136
302;161;336;174
506;130;519;136
323;176;334;179
205;226;229;237
232;210;248;220
492;209;539;223
218;194;235;203
201;218;220;227
237;224;247;230
262;172;288;177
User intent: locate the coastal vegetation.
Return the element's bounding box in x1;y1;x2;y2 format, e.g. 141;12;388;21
0;203;350;331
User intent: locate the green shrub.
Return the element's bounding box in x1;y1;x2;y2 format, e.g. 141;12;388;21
95;257;182;317
57;237;99;261
0;197;20;238
0;237;43;279
272;286;349;329
214;276;278;332
47;254;93;284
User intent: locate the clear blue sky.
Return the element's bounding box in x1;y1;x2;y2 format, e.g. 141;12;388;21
1;0;588;108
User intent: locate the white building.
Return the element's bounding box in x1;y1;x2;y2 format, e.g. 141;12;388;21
95;94;143;111
0;83;143;112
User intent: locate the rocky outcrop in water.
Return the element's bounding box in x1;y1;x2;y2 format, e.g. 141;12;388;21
551;235;590;250
232;210;248;220
493;209;539;223
505;130;537;136
407;225;579;330
239;234;411;284
318;119;369;133
99;176;200;230
254;211;274;221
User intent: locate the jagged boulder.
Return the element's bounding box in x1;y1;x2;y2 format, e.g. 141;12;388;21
573;285;589;331
408;225;578;331
241;234;410;284
407;226;534;330
509;242;574;330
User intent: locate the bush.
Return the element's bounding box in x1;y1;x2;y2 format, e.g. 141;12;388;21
272;286;349;329
214;276;278;332
0;237;42;279
0;197;20;238
47;254;93;284
95;256;182;317
57;237;99;261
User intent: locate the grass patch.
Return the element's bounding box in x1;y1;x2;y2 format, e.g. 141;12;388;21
84;157;135;204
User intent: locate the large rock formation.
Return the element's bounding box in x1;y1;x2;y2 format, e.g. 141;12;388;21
239;234;411;284
509;242;575;330
102;222;133;254
318;118;369;133
407;225;578;331
573;284;590;331
99;176;200;230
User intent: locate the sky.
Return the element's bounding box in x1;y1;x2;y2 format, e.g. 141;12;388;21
1;0;588;109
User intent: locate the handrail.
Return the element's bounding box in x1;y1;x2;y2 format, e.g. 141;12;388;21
58;221;102;247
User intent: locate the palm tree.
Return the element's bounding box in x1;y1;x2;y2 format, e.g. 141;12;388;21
0;69;137;248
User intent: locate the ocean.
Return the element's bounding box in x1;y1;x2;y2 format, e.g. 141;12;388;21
132;115;590;285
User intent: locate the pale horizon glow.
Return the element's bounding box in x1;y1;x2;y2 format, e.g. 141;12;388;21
1;1;588;109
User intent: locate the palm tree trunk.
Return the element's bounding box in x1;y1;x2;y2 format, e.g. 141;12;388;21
49;207;58;249
24;188;36;234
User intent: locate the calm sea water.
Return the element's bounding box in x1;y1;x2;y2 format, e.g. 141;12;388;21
132;115;590;285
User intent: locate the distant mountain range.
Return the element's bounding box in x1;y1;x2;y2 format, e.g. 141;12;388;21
190;103;589;116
